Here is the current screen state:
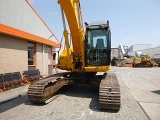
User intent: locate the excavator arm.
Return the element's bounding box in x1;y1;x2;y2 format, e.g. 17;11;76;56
58;0;84;52
57;0;111;72
57;0;85;71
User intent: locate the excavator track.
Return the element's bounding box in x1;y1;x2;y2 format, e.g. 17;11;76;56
132;62;153;67
28;72;121;111
99;73;121;111
27;73;74;104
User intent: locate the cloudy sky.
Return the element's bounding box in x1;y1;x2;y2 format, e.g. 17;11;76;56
30;0;160;48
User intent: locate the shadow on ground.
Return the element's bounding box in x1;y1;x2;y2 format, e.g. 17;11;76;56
151;90;160;95
59;84;119;113
0;94;30;113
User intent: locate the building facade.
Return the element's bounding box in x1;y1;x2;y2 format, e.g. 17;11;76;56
128;44;151;57
0;0;60;76
111;48;118;59
139;46;160;58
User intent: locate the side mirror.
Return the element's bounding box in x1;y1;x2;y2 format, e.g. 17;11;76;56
53;53;56;60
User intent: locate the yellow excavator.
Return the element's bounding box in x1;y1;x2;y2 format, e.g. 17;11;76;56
28;0;120;110
132;54;158;67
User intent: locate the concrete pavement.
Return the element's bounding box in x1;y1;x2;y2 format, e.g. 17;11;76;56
113;67;160;120
0;67;159;120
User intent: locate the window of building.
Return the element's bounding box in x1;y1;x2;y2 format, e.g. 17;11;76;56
28;42;36;66
48;46;52;74
48;46;52;65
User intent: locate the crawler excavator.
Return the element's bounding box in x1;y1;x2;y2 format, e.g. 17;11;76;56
27;0;121;110
132;54;158;67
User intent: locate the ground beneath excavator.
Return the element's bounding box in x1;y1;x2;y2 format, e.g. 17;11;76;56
27;72;121;111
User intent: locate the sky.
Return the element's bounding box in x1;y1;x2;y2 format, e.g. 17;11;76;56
30;0;160;48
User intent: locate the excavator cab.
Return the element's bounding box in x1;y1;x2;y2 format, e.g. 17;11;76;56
85;21;111;66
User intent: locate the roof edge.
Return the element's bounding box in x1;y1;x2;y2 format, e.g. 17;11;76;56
0;24;61;48
25;0;60;43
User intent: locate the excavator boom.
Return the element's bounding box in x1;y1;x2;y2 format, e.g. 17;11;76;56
58;0;84;53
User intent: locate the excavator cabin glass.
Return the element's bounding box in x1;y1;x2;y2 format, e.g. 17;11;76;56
85;23;111;66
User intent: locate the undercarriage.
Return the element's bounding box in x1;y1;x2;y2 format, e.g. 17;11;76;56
27;72;121;111
132;61;157;67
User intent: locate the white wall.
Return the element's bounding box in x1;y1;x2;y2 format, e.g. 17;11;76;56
0;0;57;42
139;47;160;58
128;44;151;56
133;44;151;51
